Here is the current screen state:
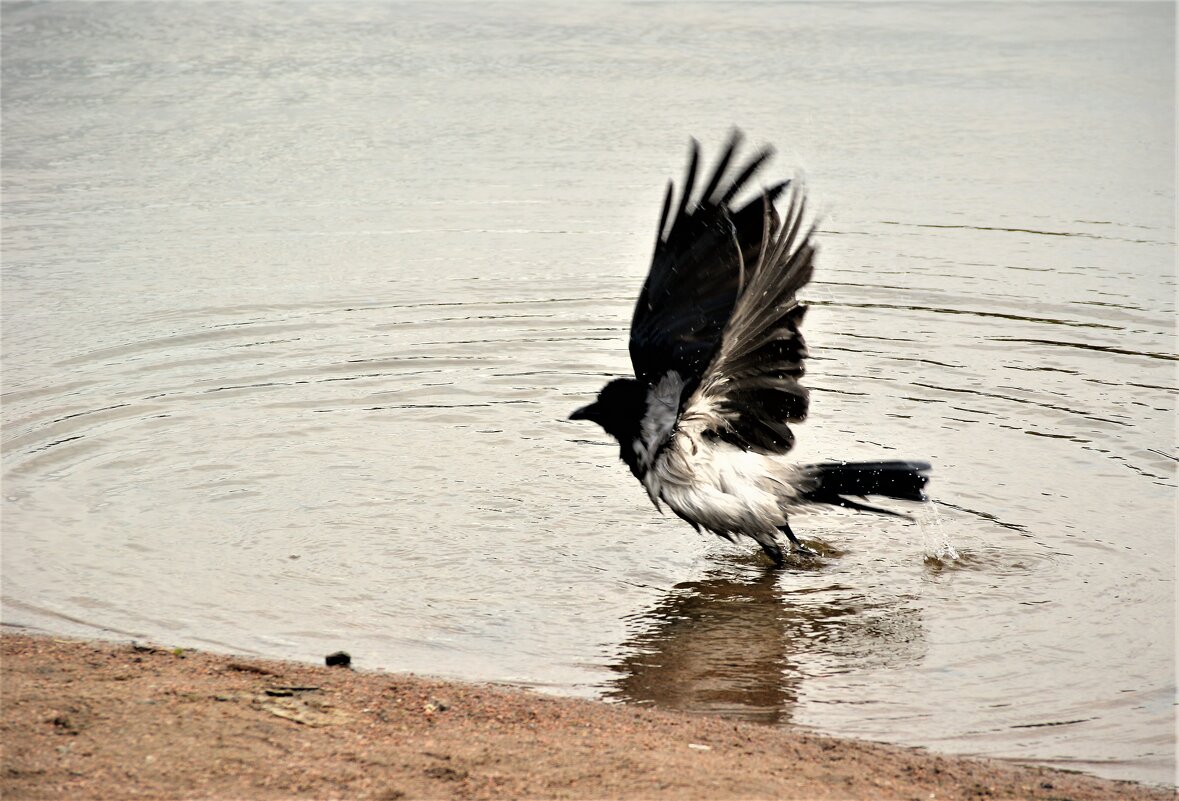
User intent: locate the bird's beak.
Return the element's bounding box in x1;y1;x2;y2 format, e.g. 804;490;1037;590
569;403;597;421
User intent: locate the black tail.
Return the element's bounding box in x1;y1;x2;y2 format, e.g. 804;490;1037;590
801;460;931;516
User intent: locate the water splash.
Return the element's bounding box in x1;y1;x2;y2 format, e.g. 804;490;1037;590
916;502;961;562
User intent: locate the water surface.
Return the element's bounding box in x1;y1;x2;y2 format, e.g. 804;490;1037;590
2;1;1175;785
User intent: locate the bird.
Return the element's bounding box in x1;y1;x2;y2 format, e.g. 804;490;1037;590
568;131;931;567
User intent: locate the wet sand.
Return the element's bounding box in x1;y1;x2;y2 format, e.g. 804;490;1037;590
1;633;1169;800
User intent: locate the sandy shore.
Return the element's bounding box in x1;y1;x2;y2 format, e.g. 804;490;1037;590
1;633;1169;800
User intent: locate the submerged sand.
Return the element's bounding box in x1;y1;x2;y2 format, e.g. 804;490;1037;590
1;633;1169;800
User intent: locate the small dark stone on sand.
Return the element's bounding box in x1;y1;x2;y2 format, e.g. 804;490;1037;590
325;651;351;668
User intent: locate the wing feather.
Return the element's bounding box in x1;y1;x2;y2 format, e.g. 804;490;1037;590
679;181;818;454
698;132;741;206
629;131;779;391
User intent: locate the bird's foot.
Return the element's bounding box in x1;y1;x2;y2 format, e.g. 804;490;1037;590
778;521;818;559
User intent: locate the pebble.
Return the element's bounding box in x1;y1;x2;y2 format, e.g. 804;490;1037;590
325;651;352;668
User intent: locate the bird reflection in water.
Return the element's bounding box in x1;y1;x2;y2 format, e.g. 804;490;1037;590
605;557;926;726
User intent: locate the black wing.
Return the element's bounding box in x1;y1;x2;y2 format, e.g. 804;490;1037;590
678;180;817;454
628;131;787;391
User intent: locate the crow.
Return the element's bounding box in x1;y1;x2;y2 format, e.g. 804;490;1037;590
569;131;931;567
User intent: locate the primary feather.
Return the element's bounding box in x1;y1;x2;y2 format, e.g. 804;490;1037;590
570;131;930;566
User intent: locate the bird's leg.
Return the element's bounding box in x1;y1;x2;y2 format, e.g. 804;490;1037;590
761;539;785;568
751;531;785;568
779;521;817;557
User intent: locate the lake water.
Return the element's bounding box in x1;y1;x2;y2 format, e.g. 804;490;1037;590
2;0;1174;786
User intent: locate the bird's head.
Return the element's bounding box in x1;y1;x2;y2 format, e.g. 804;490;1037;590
569;378;647;442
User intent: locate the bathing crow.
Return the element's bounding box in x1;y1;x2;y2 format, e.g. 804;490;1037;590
569;131;931;566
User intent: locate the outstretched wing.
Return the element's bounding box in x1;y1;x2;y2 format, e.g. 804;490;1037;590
677;180;817;454
629;131;787;391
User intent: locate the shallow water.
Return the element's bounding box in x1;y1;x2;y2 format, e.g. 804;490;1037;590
2;1;1175;785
